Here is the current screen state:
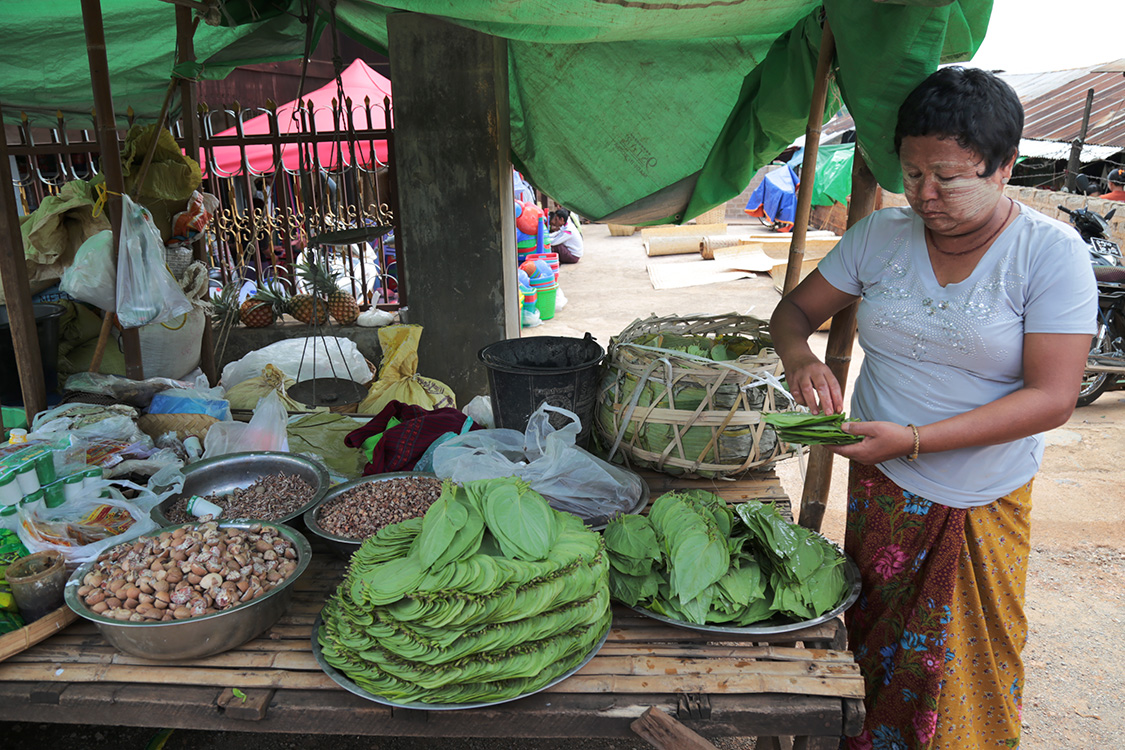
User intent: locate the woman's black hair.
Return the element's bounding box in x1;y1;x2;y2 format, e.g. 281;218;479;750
894;66;1023;178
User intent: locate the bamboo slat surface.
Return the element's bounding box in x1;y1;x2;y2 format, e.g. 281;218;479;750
0;470;863;741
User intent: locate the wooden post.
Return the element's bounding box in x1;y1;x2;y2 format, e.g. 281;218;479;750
386;13;516;401
0;101;48;420
175;4;217;386
798;148;879;532
1065;88;1094;193
81;0;143;380
630;707;720;750
782;21;836;296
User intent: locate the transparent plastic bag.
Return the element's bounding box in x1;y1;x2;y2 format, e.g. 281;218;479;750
116;194;194;328
203;390;290;458
432;404;644;525
15;476;182;564
60;229;116;310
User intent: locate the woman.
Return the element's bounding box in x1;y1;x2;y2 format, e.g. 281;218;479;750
770;67;1096;749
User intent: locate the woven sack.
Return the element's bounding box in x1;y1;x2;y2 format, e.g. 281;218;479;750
137;413;219;442
595;313;796;479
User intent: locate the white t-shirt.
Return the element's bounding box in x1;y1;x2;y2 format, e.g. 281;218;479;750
816;204;1097;508
549;225;584;258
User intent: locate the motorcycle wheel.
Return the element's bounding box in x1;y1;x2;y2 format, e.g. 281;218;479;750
1077;325;1112;407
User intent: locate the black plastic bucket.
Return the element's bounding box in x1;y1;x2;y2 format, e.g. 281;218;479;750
478;334;605;447
0;303;65;403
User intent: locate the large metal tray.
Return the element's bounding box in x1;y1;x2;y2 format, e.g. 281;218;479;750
151;451;330;527
311;613;610;711
625;552;862;636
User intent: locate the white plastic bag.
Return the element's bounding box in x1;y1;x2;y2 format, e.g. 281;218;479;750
203;390;290;458
219;337;371;391
16;477;181;564
462;394;495;429
432;404;644;525
116;194;194;328
61;229;116;310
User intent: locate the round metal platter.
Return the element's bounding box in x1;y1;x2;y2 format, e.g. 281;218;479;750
311;613;610;711
625;551;862;636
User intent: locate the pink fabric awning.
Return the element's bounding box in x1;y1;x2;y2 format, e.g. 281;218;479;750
205;58;391;177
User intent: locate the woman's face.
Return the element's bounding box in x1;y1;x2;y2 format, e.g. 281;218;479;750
899;135;1014;237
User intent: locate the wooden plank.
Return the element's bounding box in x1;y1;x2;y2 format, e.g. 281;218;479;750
0;682;846;739
595;645;855;662
0;605;80;662
0;663;338;690
631;706;720;750
217;686;275;721
548;673;862;699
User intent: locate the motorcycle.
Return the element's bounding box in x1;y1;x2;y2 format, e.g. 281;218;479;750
1059;183;1124;406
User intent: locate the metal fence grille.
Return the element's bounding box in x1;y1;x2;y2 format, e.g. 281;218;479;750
6;94;398;309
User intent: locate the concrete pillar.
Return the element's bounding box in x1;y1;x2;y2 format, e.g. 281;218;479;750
387;13;517;403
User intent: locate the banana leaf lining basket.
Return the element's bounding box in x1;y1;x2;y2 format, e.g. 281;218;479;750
595;313;797;479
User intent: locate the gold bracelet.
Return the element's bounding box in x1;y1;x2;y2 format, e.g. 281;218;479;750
907;424;920;462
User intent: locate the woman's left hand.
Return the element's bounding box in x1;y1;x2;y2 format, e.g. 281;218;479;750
829;421;916;465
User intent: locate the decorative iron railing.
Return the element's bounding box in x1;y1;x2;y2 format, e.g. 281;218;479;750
5;94;399;309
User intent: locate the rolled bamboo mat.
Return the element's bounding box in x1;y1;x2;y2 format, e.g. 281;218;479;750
693;205;728;225
644;235;708;256
699;235;742;259
640;222;727;240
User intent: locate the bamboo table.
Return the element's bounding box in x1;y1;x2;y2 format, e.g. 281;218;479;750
0;470;864;748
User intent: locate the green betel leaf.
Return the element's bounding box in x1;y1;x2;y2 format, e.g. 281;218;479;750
412;480;470;570
430;497;486;570
484;479;558;561
603;514;660;576
670;528;729;605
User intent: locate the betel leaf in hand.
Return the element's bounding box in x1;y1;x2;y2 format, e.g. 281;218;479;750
761;411;863;445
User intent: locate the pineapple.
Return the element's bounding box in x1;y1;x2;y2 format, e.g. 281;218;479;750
288;291;330;324
328;283;360;325
238;281;286;328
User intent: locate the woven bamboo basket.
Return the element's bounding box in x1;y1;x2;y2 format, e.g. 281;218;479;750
137;413;220;442
595;313;797;479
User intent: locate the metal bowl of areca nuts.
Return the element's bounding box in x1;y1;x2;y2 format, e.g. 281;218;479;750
150;452;330;529
65;519;312;660
303;472;444;558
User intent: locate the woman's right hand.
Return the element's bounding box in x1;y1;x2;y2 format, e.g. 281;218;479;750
783;355;844;415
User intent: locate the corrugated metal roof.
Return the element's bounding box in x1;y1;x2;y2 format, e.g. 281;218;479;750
1002;67;1125;148
1018;138;1121;162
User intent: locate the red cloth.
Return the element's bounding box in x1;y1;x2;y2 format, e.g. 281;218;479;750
345;401;478;475
1100;189;1125;202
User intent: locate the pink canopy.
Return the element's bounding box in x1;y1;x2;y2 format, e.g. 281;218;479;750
206;58;391;176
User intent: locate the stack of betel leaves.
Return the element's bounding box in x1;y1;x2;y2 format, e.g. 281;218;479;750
603;490;850;627
761;411;863;445
318;477;611;704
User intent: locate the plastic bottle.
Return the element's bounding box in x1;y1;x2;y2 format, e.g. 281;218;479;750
7;429;27;445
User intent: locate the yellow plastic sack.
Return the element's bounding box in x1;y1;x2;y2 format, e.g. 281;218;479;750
358;325;456;415
225;364;305;411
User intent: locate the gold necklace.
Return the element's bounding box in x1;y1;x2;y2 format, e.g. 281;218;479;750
926;198;1015;257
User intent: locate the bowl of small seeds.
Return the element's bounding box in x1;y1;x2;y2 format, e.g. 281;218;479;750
303;472;444;557
151;452;330;528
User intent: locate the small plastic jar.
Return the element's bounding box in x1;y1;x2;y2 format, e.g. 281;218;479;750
14;462;40;495
0;469;21;506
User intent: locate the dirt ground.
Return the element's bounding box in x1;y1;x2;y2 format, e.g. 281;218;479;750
5;221;1124;747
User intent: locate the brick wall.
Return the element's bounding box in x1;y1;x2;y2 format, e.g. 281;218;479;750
809;187;1125;249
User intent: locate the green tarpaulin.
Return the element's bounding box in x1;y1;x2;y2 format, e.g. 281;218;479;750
0;1;991;225
805;142;856;208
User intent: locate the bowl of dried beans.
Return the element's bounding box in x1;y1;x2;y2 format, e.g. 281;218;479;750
151;452;330;528
303;472;444;557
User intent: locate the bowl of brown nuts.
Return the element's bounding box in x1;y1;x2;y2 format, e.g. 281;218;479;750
64;519;311;660
150;452;330;528
303;472;444;557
